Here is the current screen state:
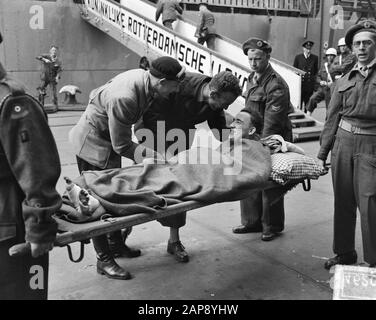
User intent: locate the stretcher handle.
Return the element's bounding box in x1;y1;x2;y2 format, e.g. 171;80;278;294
9;241;86;264
301;179;311;192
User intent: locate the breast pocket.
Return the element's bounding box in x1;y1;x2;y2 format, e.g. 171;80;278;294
338;81;357;110
246;94;266;114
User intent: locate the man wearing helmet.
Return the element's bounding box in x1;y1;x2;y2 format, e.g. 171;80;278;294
331;37;357;80
306;48;337;116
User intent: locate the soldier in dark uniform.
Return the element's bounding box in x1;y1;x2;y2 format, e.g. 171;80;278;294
293;40;319;112
0;31;62;299
36;45;62;107
318;20;376;269
138;70;242;262
232;38;293;241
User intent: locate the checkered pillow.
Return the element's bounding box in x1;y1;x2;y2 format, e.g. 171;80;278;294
270;152;325;185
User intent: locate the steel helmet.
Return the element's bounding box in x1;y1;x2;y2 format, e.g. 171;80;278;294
338;37;346;47
326;48;338;56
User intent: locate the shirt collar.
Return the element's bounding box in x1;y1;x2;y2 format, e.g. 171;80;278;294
349;57;376;78
250;63;272;85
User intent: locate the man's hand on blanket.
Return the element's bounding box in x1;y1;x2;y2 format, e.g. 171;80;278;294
30;242;54;258
318;159;329;175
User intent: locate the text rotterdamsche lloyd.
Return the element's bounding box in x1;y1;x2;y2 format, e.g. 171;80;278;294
138;304;239;317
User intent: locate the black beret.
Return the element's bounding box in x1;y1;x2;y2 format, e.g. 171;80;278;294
150;56;185;81
302;40;314;48
242;38;272;55
345;20;376;47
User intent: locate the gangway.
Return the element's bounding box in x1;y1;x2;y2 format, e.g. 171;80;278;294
79;0;323;141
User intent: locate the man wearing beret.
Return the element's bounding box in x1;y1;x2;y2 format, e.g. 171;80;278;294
293;40;319;111
232;38;292;241
318;20;376;270
137;71;242;262
0;30;62;299
69;56;185;280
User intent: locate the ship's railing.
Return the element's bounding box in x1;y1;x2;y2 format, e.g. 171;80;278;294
180;0;302;11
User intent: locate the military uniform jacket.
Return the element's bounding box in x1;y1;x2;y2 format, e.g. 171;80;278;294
155;0;183;23
196;10;216;36
293;53;319;85
141;72;228;150
0;70;61;245
69;69;154;168
318;64;376;161
245;64;292;141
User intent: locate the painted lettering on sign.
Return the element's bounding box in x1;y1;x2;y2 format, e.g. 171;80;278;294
84;0;248;89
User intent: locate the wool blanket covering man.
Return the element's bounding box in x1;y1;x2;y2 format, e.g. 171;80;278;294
73;139;271;218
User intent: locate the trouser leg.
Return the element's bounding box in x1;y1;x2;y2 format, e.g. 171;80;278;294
354;136;376;264
240;191;262;227
206;35;216;50
268;196;285;231
306;89;325;114
158;212;187;228
51;82;58;106
331;129;357;255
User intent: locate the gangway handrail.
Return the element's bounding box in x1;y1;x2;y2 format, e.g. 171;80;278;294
138;0;305;77
82;0;302;106
84;0;255;74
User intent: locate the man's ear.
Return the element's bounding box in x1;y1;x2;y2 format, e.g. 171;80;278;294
210;90;219;99
248;127;256;136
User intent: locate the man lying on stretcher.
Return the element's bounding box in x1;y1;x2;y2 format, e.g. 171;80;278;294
63;109;325;223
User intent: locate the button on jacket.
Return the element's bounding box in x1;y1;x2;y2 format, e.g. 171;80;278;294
293;53;319;84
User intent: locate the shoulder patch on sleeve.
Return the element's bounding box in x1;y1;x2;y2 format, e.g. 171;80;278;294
271;105;282;112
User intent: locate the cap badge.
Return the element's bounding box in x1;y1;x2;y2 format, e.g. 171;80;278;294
257;41;263;47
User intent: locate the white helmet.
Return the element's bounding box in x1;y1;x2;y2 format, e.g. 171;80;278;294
338;37;346;47
326;48;338;56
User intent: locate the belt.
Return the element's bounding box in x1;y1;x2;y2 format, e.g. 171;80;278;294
339;119;376;135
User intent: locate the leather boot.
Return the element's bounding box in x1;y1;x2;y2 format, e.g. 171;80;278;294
107;229;141;258
93;235;132;280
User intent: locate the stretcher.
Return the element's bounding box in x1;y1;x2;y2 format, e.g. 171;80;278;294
9;179;312;261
